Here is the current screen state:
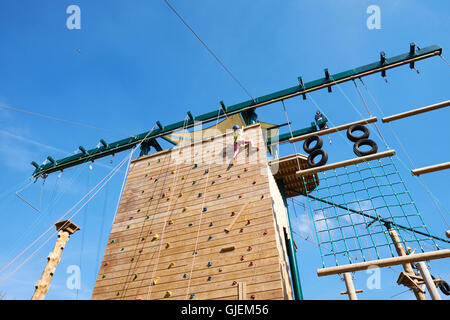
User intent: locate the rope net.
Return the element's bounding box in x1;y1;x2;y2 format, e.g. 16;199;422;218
300;155;440;268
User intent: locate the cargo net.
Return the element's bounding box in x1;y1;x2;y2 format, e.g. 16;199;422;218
300;156;440;268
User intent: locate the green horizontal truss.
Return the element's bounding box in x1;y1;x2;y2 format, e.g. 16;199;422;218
31;44;442;178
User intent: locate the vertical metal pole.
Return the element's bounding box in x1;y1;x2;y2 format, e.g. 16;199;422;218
416;262;442;300
278;180;304;300
343;273;358;300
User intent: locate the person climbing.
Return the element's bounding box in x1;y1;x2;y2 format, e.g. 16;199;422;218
315;110;332;144
232;125;258;164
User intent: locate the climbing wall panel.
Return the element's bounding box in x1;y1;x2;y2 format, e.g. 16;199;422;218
92;124;293;300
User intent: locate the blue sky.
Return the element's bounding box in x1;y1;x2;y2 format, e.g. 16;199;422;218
0;0;449;300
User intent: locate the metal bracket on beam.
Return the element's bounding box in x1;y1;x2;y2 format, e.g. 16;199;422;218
380;52;387;80
156;121;164;131
220;101;227;114
99;139;108;148
187;111;194;122
298;77;307;100
324;69;332;92
47;156;57;165
78;146;88;155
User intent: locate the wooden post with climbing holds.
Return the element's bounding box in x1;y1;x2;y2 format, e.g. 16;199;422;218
32;220;80;300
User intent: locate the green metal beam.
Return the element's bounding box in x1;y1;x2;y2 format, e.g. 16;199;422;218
31;44;442;178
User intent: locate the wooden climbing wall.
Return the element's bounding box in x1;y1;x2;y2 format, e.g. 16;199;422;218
92;124;294;300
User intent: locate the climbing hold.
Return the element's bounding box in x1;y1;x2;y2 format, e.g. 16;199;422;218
244;168;248;172
248;246;253;251
252;181;256;185
150;196;153;200
158;159;160;163
162;192;166;198
250;294;256;300
183;273;188;279
208;235;213;240
211;180;215;185
145;173;148;177
194;163;198;168
141;190;144;194
130;257;135;262
169;186;172;191
142;237;146;241
232;281;237;286
116;292;120;296
102;274;106;278
133;274;138;280
111;239;116;243
152;234;159;241
240;228;244;233
127;225;130;229
209;222;213;227
239;195;242;199
103;262;109;266
219;268;223;272
249;261;254;267
153;277;160;285
154;178;158;182
121;248;124;251
192;181;196;185
261;195;264;199
231;211;236;217
247;220;251;225
203;207;207;212
240;256;245;261
166;197;171;201
139;249;143;253
135;295;143;300
198;193;202;197
129;216;133;220
182;175;186;180
190;294;195;299
217;194;221;198
179;149;183;154
207;261;213;267
168;262;175;268
237;175;241;178
193;250;198;255
166;243;170;249
146;215;150;220
137;209;141;213
179;192;183;197
218;174;222;178
205;169;209;174
263;229;268;235
183;206;188;212
207;276;212;281
188;223;193;227
148;162;151;166
168;219;174;225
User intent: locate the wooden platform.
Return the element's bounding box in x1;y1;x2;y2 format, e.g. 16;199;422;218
269;154;318;198
91;124;294;300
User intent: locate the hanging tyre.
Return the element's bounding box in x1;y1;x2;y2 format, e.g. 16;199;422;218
307;149;328;167
303;135;323;154
353;138;378;157
347;124;370;142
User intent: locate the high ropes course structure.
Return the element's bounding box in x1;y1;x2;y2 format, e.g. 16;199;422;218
1;42;449;300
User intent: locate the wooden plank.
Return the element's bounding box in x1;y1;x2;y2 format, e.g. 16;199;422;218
411;162;450;176
382;100;450;123
317;249;450;277
296;150;396;176
289;117;378;143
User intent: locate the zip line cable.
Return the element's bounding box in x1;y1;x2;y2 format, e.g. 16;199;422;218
163;0;256;103
0;125;157;285
0;104;131;137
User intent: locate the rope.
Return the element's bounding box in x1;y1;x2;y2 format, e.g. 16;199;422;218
0;104;131;136
0;125;157;285
162;0;256;103
358;78;449;229
183;109;225;300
